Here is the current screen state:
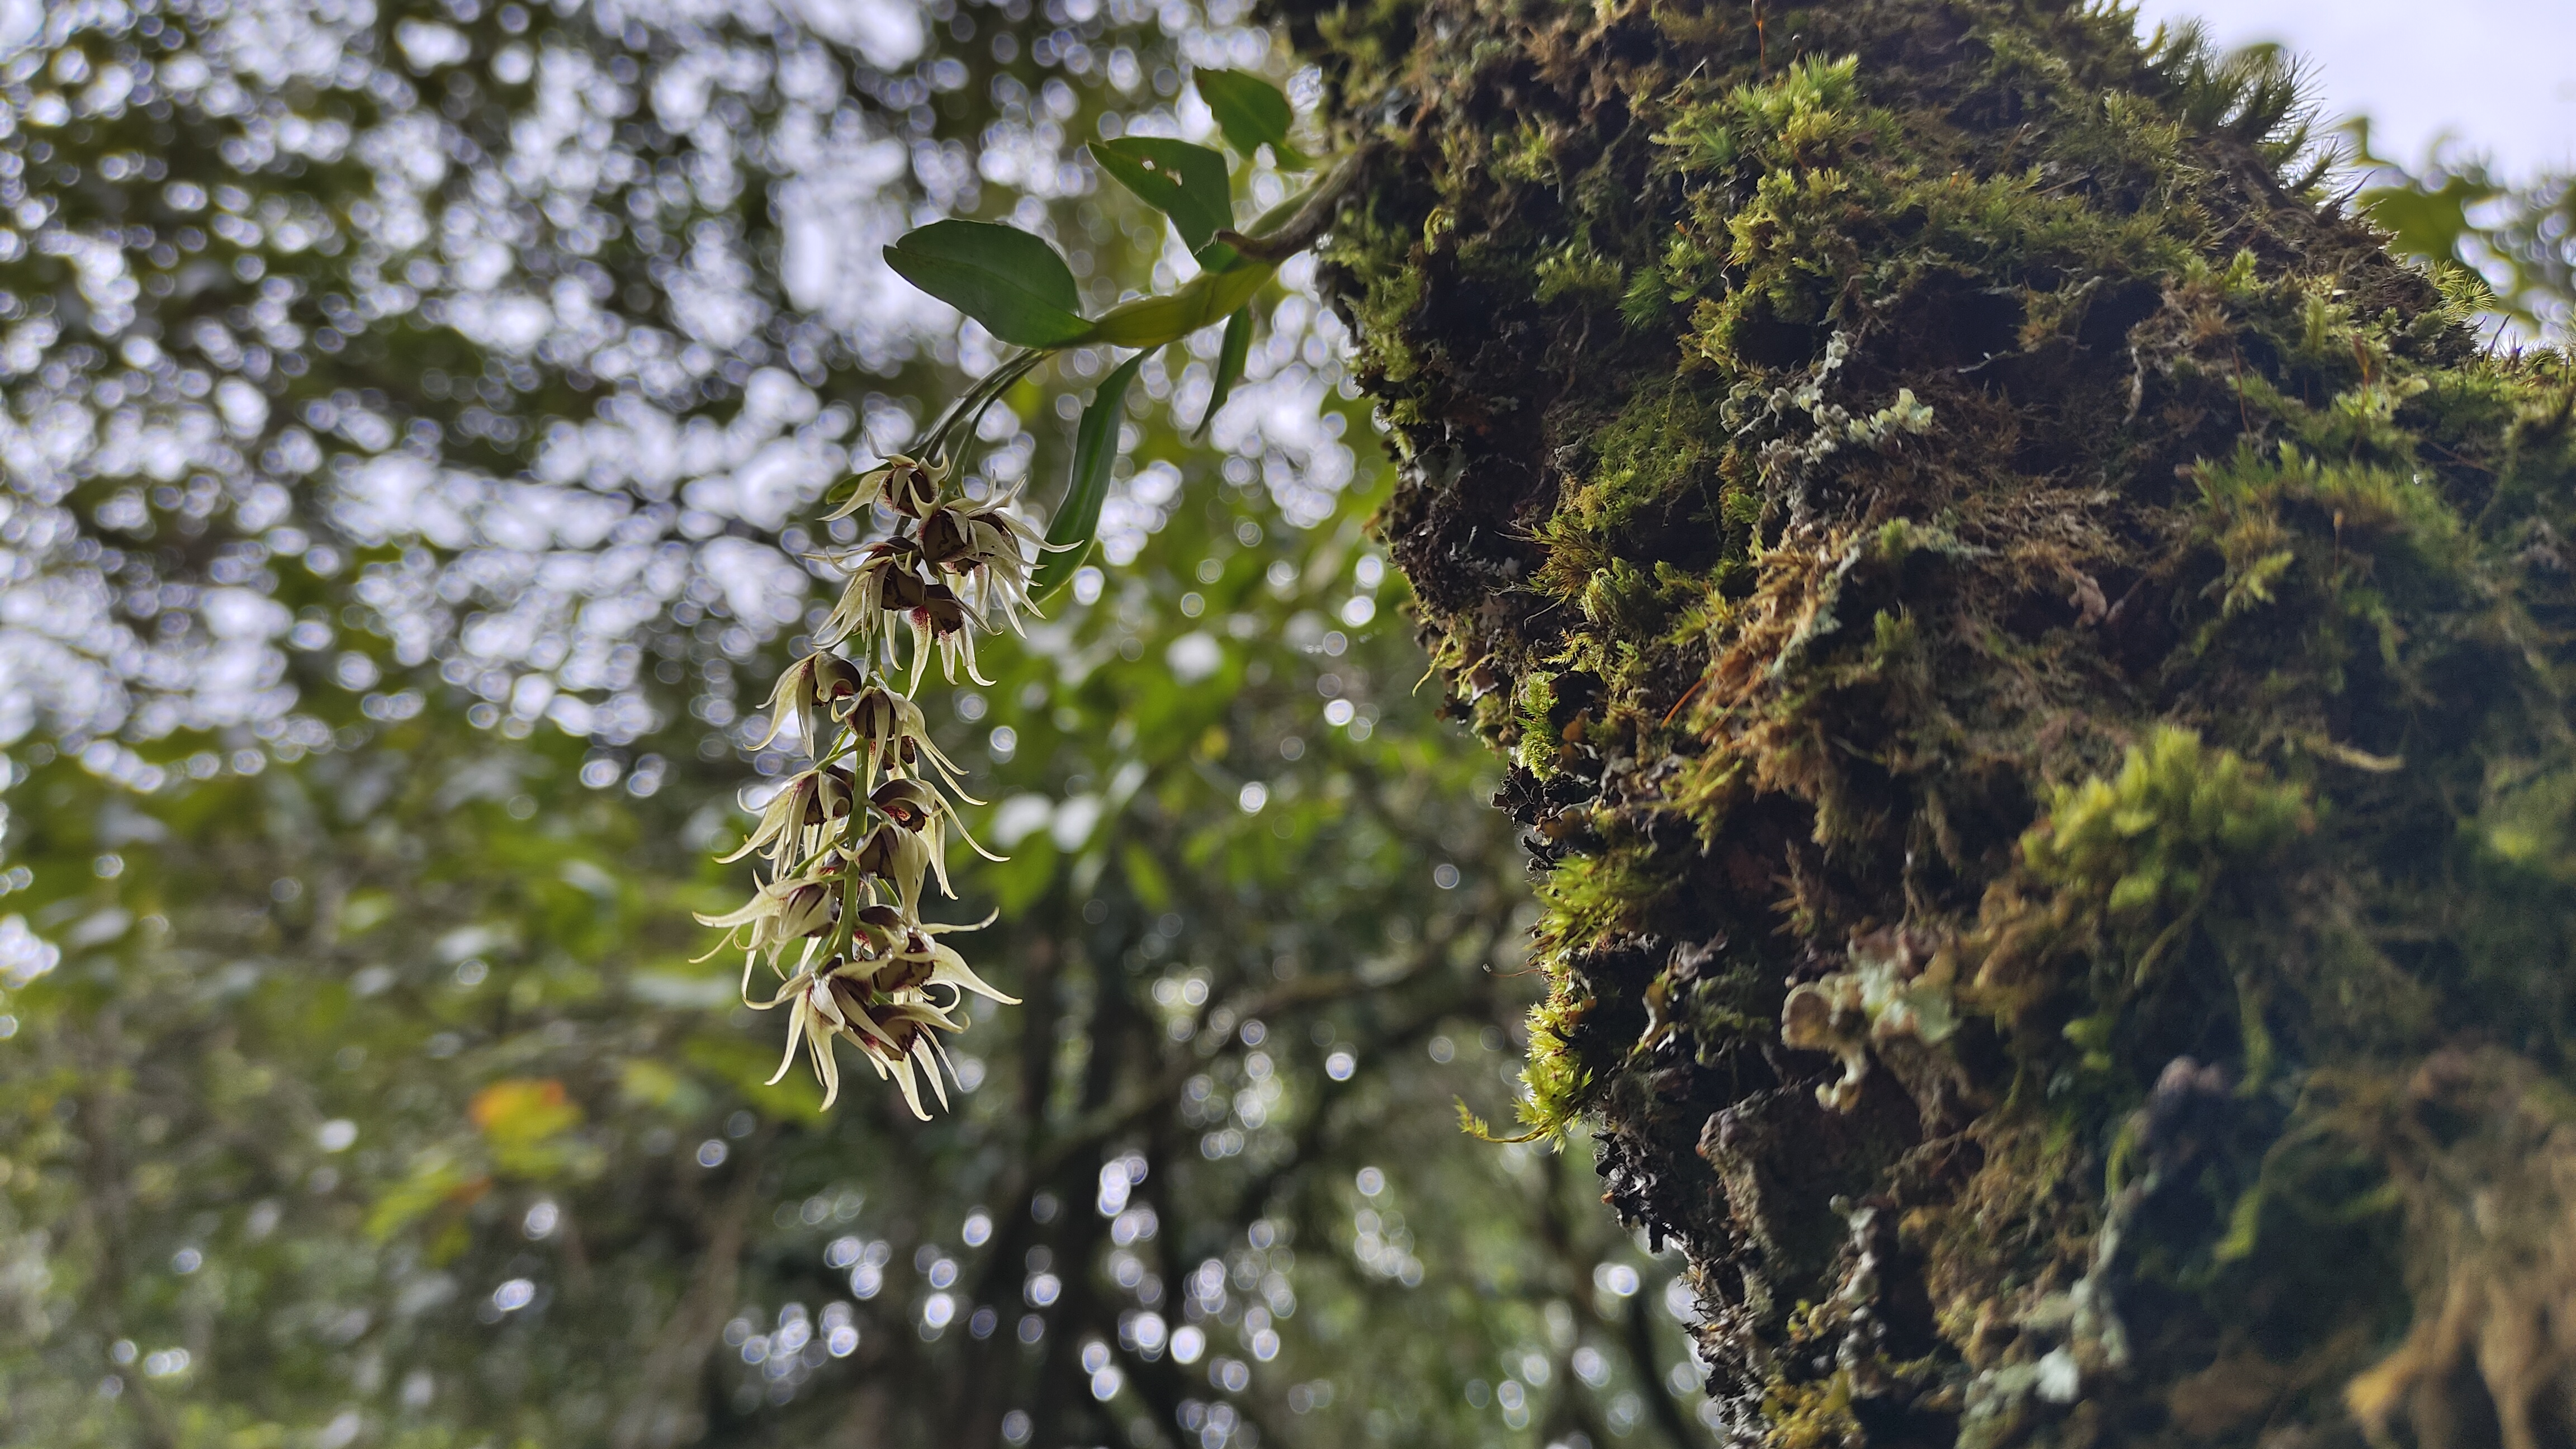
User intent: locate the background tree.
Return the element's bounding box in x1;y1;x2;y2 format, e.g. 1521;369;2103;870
1279;0;2576;1443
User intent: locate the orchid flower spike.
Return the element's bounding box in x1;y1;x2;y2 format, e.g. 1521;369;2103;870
708;405;1039;1114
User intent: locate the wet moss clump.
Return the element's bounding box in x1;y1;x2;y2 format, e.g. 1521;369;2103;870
1273;0;2576;1442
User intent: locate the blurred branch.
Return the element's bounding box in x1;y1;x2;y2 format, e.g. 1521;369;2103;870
612;1163;763;1449
2348;117;2576;337
1625;1287;1708;1449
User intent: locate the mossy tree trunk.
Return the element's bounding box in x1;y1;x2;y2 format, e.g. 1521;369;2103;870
1277;1;2576;1445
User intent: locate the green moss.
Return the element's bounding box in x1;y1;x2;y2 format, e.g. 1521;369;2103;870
1764;1370;1862;1449
2021;727;2310;918
1516;845;1674;1133
1291;0;2576;1438
1516;975;1593;1137
1531;239;1624;304
1618;264;1675;329
1490;117;1559;187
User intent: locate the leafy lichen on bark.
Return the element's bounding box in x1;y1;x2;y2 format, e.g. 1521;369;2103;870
1277;0;2576;1443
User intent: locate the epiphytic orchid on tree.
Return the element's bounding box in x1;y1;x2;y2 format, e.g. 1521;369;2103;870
699;68;1359;1114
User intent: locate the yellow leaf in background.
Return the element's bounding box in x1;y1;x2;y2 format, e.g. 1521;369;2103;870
469;1078;582;1148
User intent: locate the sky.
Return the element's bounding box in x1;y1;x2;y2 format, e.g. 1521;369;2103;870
3;0;2565;174
2130;0;2576;176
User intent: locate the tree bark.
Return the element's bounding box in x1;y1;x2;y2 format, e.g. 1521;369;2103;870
1281;1;2576;1445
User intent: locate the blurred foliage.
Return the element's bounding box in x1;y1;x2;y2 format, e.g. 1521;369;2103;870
0;475;1721;1448
0;0;1358;750
2352;120;2576;338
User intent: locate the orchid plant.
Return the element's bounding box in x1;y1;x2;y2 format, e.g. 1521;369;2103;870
698;68;1356;1115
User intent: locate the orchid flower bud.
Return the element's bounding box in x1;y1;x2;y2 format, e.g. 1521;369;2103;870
849;818;934;918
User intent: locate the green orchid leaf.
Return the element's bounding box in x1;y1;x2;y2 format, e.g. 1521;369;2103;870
1033;350;1149;602
1081;262;1276;349
1195;304;1254;439
1089;137;1235;254
883;220;1092;349
1194;69;1309;169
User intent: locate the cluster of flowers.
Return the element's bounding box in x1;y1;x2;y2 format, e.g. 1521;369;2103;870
697;456;1045;1117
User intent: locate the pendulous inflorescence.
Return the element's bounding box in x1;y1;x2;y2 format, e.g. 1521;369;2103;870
696;452;1030;1120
